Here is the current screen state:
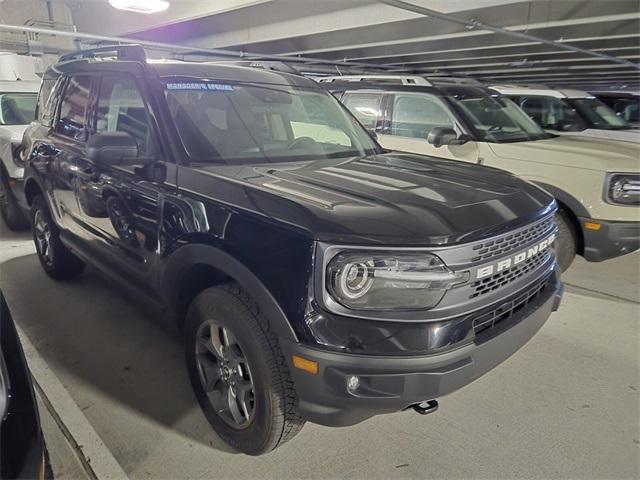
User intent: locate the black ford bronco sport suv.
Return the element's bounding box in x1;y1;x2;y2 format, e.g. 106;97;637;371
17;46;563;455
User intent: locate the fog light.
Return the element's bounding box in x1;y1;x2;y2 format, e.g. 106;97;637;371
346;375;360;393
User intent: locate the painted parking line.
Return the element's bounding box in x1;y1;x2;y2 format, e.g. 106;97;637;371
17;324;129;480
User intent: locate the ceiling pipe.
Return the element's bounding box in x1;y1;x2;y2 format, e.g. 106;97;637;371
378;0;640;70
0;23;406;73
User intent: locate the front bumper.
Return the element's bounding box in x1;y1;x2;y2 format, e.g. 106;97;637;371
282;273;563;427
580;218;640;262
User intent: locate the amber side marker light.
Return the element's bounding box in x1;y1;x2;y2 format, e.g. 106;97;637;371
292;355;319;374
584;221;601;231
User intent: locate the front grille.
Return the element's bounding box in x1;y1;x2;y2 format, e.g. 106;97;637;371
471;215;554;262
472;272;552;336
470;249;551;298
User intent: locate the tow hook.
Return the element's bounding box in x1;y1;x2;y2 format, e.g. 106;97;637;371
411;400;439;415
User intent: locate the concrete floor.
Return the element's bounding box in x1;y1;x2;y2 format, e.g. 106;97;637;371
1;220;638;479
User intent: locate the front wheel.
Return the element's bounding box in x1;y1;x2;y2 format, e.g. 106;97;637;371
31;195;85;280
185;284;304;455
554;209;577;272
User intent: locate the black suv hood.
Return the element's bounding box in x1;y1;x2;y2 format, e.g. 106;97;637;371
185;152;554;246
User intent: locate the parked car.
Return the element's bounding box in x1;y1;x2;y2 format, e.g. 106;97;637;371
1;291;51;479
0;53;41;230
590;91;640;127
321;75;640;271
489;84;640;143
20;46;563;455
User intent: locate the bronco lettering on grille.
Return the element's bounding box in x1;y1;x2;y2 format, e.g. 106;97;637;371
475;233;556;280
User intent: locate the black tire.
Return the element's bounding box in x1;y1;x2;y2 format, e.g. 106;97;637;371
30;195;85;280
185;283;304;455
554;209;577;272
0;168;29;231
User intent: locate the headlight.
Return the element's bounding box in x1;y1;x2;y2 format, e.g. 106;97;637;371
326;251;467;311
606;174;640;205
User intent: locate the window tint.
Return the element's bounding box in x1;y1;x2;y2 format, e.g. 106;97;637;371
342;93;383;129
164;82;377;163
289;95;351;146
390;93;454;139
0;93;37;125
36;77;60;125
57;76;92;140
568;98;630;129
514;95;587;131
96;75;154;156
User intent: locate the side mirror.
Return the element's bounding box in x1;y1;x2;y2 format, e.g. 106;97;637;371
86;131;141;166
427;127;460;148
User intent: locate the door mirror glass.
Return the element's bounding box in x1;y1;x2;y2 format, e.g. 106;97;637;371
427;127;459;148
86;131;140;165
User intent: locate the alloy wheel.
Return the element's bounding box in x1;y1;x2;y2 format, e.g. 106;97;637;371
33;208;53;265
195;320;256;429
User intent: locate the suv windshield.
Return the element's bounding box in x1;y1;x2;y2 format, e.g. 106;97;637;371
568;97;633;130
164;80;379;163
512;95;589;132
447;92;551;143
0;93;37;125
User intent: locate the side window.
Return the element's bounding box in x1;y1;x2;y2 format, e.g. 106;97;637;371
342;93;383;129
390;93;454;139
57;75;92;140
96;75;155;156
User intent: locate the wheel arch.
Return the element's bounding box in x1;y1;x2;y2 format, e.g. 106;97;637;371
24;176;44;206
161;243;298;343
534;181;586;255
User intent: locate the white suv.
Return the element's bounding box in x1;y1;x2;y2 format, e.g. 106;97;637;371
0;53;40;230
321;76;640;271
490;84;640;144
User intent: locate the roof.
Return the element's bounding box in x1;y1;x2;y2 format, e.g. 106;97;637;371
148;60;317;87
0;80;40;93
590;90;639;98
489;84;593;99
50;55;319;89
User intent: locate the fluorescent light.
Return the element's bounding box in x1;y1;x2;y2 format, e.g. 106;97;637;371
108;0;170;14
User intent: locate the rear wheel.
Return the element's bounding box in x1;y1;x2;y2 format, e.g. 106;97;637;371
554;209;577;272
31;195;85;280
185;284;304;455
0;169;29;231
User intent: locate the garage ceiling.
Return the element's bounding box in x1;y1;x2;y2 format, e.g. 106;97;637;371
1;0;638;89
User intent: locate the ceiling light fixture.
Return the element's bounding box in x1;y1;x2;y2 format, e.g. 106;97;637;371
108;0;170;14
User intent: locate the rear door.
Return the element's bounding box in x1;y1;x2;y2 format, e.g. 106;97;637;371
31;74;93;237
74;73;174;287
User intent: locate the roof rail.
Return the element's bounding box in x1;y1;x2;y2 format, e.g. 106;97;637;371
212;60;300;75
427;76;484;86
316;75;432;86
59;44;147;63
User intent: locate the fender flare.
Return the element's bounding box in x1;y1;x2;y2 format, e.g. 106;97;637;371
161;243;298;342
532;182;590;219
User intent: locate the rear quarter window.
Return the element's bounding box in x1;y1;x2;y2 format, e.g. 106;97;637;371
36;76;64;127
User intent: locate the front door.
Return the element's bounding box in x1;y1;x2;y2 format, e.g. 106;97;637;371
74;73;173;287
381;91;479;163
